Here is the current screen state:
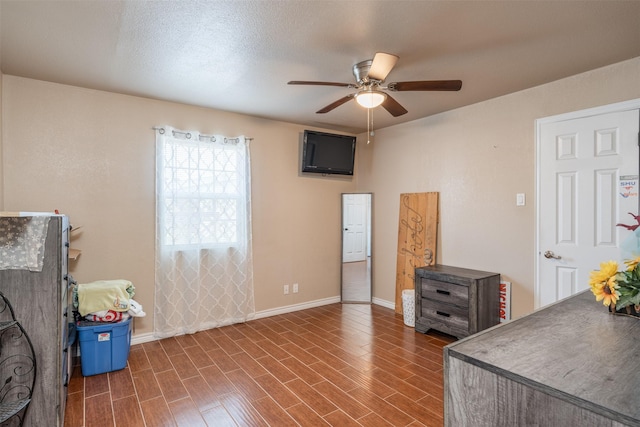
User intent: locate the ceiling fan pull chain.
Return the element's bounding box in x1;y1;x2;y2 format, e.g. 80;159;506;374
367;108;371;144
370;108;375;139
366;107;376;144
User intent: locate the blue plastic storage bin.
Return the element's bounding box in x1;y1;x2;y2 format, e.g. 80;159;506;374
77;317;132;376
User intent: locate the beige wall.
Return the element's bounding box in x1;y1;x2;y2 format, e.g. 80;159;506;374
1;56;638;336
360;57;640;319
1;76;357;337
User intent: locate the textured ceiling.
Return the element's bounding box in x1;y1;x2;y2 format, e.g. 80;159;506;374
1;0;639;134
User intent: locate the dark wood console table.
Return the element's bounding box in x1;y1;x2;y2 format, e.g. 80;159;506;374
444;290;640;426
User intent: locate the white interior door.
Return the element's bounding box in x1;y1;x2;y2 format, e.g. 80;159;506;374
537;105;639;308
342;194;368;263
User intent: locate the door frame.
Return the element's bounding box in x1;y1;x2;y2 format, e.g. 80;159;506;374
535;98;640;309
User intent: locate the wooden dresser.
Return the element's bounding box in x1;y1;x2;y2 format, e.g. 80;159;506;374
444;290;640;426
0;214;73;426
414;265;500;339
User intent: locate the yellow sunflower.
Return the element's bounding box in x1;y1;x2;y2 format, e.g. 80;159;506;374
589;260;619;289
624;256;640;271
591;276;620;306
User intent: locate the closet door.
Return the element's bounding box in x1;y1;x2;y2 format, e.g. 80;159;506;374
537;108;639;308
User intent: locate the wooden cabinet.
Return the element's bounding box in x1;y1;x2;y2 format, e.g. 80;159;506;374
444;291;638;426
0;215;73;426
414;265;500;339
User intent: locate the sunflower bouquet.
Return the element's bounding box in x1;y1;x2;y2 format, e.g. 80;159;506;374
589;256;640;313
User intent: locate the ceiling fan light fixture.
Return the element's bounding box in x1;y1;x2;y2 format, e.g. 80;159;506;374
355;90;386;109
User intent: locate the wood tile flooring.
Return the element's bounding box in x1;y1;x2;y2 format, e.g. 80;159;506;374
64;303;455;427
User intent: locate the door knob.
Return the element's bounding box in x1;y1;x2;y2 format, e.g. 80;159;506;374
544;250;561;259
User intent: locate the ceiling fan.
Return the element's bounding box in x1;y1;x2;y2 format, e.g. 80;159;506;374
288;52;462;117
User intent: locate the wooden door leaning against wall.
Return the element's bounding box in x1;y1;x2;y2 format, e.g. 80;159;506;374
395;192;439;314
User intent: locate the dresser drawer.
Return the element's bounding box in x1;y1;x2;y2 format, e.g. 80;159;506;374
415;265;500;339
420;299;469;335
421;278;468;307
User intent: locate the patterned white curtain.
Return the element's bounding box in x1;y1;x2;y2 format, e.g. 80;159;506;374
154;126;254;338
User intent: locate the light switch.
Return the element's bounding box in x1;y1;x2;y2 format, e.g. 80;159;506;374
516;193;526;206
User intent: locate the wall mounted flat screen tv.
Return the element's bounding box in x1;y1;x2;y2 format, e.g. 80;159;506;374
301;130;356;175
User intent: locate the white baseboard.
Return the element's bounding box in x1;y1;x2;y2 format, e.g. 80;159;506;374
372;297;395;310
252;296;341;319
130;296;392;345
131;332;156;346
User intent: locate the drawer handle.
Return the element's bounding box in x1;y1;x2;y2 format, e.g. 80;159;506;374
436;289;450;296
436;311;450;317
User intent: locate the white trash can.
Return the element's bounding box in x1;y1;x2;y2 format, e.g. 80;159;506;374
402;289;415;327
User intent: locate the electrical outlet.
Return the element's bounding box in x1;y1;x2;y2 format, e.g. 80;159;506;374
284;284;289;295
293;283;299;293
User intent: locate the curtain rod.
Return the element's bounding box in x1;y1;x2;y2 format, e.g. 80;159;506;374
153;126;253;142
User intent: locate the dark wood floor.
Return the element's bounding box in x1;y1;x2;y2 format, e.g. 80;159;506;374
63;303;455;427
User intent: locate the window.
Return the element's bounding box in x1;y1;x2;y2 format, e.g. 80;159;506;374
156;128;249;249
154;126;254;337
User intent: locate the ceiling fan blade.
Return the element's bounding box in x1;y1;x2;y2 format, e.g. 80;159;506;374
316;94;355;114
381;94;408;117
388;80;462;91
367;52;399;82
288;80;352;88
